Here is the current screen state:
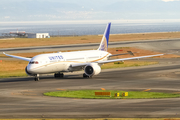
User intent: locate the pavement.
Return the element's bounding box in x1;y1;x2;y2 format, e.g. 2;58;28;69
0;63;180;118
0;38;180;118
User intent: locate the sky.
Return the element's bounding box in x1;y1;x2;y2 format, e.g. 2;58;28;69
1;0;180;23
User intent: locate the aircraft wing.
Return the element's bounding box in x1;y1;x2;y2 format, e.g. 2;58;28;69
3;52;31;62
97;53;164;64
71;53;165;68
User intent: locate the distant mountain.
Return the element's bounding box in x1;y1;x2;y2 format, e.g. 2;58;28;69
1;0;180;21
0;1;83;21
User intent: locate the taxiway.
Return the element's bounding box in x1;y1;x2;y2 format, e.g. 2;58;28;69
1;38;180;118
0;64;180;118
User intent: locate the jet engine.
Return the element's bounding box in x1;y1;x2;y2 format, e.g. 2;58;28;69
84;63;101;77
25;66;34;76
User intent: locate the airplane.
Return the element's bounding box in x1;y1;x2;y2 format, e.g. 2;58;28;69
3;23;165;81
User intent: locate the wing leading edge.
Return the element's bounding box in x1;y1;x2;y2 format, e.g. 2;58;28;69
3;52;31;61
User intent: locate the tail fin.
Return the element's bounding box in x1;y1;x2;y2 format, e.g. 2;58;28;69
98;22;111;51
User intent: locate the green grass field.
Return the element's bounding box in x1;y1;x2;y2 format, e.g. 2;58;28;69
0;71;27;78
44;90;180;99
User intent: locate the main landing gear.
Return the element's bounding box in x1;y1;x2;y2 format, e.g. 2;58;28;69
54;72;64;78
83;73;90;78
34;74;39;81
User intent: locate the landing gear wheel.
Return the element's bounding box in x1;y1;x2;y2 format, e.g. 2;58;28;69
54;73;58;78
34;74;39;81
54;73;64;78
60;73;64;78
34;77;39;81
83;73;90;78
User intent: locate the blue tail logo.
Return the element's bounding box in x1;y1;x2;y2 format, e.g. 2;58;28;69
98;23;111;51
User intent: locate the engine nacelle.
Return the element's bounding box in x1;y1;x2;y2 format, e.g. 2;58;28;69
25;66;35;76
84;63;101;77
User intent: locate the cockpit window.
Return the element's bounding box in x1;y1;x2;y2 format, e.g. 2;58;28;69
29;61;39;64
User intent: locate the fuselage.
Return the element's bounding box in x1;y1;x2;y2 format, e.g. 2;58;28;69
27;50;111;74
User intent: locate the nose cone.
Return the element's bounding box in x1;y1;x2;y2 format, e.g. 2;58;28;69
26;64;36;74
26;65;32;73
25;65;35;76
27;65;31;72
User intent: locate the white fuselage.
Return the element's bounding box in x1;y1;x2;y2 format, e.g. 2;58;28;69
27;50;111;74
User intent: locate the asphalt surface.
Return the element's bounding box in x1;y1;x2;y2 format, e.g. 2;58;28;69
1;38;180;118
0;64;180;118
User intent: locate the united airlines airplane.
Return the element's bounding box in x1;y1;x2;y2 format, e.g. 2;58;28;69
4;23;165;81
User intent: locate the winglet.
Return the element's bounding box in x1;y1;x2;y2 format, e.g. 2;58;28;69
98;22;111;51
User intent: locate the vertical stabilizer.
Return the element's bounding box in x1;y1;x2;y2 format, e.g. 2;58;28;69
98;22;111;51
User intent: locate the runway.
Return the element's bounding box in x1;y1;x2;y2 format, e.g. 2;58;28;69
0;64;180;118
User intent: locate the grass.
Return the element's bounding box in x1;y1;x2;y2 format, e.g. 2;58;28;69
44;90;180;99
0;60;28;78
0;71;27;78
1;32;180;48
0;35;102;48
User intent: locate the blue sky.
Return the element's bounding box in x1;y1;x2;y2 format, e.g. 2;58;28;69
1;0;180;23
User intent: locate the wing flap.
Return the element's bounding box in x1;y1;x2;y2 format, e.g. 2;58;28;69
3;52;31;61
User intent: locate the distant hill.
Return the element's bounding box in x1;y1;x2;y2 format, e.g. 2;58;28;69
0;0;180;21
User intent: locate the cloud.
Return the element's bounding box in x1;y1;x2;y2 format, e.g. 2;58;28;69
162;0;180;2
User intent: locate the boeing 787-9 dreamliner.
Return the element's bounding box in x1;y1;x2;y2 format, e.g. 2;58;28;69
4;23;165;81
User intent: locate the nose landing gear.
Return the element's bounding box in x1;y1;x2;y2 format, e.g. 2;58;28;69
34;74;39;81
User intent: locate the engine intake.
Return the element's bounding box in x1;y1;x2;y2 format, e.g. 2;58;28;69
84;63;101;77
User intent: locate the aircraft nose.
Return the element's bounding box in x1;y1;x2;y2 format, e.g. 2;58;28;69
26;65;35;73
25;65;34;76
